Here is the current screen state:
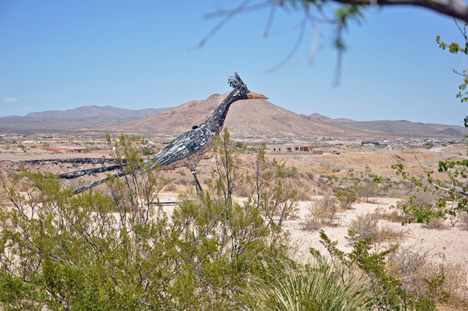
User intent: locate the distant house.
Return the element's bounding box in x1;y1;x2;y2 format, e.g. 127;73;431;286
267;144;317;154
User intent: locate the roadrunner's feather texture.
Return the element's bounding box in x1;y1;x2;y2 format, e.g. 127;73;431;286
68;73;267;194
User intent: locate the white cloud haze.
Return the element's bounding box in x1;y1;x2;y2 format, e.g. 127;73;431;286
2;97;20;103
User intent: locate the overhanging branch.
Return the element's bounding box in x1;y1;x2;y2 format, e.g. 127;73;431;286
329;0;468;22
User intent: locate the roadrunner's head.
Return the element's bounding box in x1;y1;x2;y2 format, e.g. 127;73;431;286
228;73;268;100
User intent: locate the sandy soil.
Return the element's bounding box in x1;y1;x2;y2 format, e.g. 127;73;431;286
155;192;468;271
285;198;468;264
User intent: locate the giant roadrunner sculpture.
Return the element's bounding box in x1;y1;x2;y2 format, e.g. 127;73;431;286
32;73;267;194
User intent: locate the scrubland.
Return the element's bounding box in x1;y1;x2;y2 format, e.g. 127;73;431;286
0;132;467;310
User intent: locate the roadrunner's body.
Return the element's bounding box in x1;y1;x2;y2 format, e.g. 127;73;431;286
69;73;267;194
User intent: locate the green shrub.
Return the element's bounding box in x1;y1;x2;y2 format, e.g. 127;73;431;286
317;230;438;310
143;147;154;155
335;188;357;209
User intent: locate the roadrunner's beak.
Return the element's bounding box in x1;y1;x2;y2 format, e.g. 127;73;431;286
247;92;268;99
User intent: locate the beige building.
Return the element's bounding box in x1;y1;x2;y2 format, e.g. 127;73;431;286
267;144;322;154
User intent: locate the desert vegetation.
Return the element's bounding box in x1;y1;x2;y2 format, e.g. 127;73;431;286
0;130;467;310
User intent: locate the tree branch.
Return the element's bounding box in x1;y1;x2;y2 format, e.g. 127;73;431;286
329;0;468;22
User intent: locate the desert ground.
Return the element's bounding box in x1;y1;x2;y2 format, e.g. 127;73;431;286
1;133;467;309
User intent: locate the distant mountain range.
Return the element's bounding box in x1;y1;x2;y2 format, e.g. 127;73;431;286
0;106;168;131
0;98;466;138
306;113;468;138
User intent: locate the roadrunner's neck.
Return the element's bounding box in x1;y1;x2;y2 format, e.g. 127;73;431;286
202;89;242;135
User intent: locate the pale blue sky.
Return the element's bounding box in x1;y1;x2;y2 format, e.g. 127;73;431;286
0;1;466;125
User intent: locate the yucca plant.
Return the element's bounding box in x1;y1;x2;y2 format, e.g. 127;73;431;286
255;260;375;311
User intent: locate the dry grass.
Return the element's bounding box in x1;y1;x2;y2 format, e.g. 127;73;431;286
295;185;312;201
386;246;468;309
348;212;404;244
0;187;8;206
423;217;447;230
301;195;339;231
460;212;468;230
235;183;252;197
373;206;412;223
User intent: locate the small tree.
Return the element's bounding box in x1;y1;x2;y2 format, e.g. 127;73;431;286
249;143;298;228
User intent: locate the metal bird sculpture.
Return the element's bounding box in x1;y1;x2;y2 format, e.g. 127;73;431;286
54;73;267;194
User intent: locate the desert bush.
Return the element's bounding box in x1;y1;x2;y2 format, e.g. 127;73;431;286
301;195;339;230
374;206;412;223
354;179;380;202
163;182;178;192
247;143;298;227
438;263;468;307
378;223;405;243
395;192;447;225
318;176;327;184
386;247;468;307
317;230;438;310
386;248;430;297
235;182;252;197
293;184;311;201
335;188;356;209
348;212;403;244
424;217;446;229
461;211;468;230
279;165;298;178
301;210;321;231
348;212;379;242
305;171;314;180
318;194;337;211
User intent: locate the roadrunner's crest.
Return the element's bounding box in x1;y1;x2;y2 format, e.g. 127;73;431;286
228;72;247;91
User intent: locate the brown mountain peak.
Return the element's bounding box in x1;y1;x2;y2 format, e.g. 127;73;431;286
99;94;387;138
